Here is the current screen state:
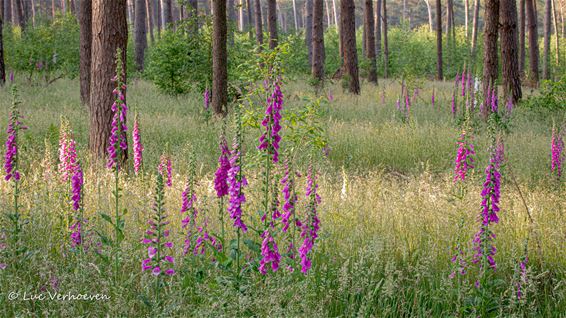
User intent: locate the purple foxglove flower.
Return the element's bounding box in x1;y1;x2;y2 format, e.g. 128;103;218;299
454;131;475;182
227;140;248;232
258;80;284;163
258;230;281;274
203;88;210;111
158;155;172;187
431;88;435;109
132;115;143;174
71;165;84;211
451;94;456;116
327;91;334;102
491;88;498;113
551;128;564;178
106;78;128;170
4;95;25;182
280;163;297;232
9;71;14;82
214;136;231;197
517;256;528;299
299;166;321;274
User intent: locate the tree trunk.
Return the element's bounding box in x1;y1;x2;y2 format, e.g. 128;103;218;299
424;0;433;32
15;0;24;29
127;0;134;24
436;0;443;79
364;0;377;83
187;0;197;34
471;0;480;56
305;0;313;65
383;0;388;77
312;0;325;82
483;0;499;96
239;0;245;31
543;0;551;79
325;0;331;27
341;0;360;94
332;0;338;26
292;0;298;30
267;0;277;48
156;0;161;37
0;3;5;86
519;0;525;75
552;0;559;66
212;0;227;116
162;0;172;27
79;0;92;105
146;0;154;44
500;0;522;102
526;0;539;85
465;0;469;36
246;0;252;34
254;0;263;44
4;0;12;24
134;0;147;71
90;0;128;158
375;0;382;57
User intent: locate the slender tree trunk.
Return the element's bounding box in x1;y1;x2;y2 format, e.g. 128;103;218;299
90;0;128;158
500;0;522;102
383;0;388;77
305;0;313;65
483;0;499;96
471;0;480;56
212;0;228;116
15;0;24;28
375;0;381;56
79;0;92;105
292;0;298;30
0;3;5;86
424;0;433;32
156;0;162;37
341;0;360;94
312;0;325;82
552;0;560;66
526;0;539;85
162;0;172;27
30;0;36;27
267;0;277;48
364;0;377;83
4;0;12;24
465;0;469;36
436;0;443;79
127;0;134;24
254;0;263;44
239;0;245;31
332;0;338;26
519;0;525;75
188;0;197;34
146;0;154;44
134;0;147;71
246;0;252;34
543;0;551;79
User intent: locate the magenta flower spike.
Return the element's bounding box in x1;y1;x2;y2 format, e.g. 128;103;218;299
280;162;297;232
517;257;528;300
132;114;143;174
71;164;84;212
158;155;172;187
431;88;435;109
453;131;476;182
258;230;281;274
551;127;564;178
4;89;25;182
258;80;284;163
203;88;210;111
451;93;456;116
491;88;498;113
58;119;79;182
227;140;248;232
106;75;128;170
299;166;321;274
213;135;231;198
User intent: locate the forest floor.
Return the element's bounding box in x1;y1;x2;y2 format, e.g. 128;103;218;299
0;78;564;316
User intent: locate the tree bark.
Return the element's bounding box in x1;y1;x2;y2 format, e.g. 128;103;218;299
471;0;480;56
162;0;172;28
90;0;128;158
341;0;360;94
0;2;5;86
267;0;277;48
500;0;522;102
212;0;228;116
4;0;11;24
79;0;92;105
305;0;313;65
436;0;443;79
14;0;24;29
187;0;197;34
519;0;525;75
332;0;338;26
134;0;147;71
375;0;381;56
246;0;252;34
526;0;539;85
424;0;433;32
382;0;388;78
483;0;499;96
465;0;469;36
312;0;325;82
146;0;154;44
156;0;162;37
254;0;263;44
292;0;298;30
543;0;551;79
364;0;377;83
551;0;559;66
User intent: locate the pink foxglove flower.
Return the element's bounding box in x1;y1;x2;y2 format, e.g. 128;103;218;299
227;140;248;232
258;80;284;163
106;75;128;170
213;136;231;198
132;114;143;174
158;155;172;187
299;166;321;274
280;162;297;232
4;90;25;182
258;230;281;274
454;131;475;182
551;127;564;178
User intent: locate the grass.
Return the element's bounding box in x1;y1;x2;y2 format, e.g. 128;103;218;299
0;77;565;316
